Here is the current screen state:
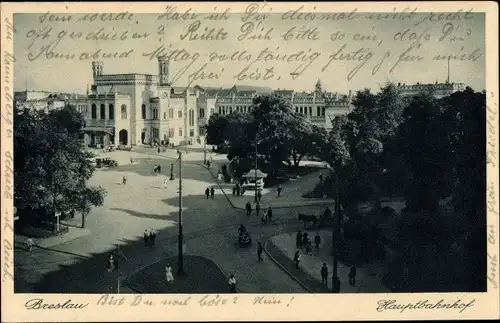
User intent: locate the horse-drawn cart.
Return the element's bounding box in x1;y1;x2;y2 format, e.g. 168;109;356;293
298;208;335;229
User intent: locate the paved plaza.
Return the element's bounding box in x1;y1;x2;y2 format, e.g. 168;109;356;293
14;149;321;293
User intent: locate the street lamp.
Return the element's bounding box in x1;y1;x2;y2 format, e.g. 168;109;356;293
203;130;207;165
177;149;185;275
332;169;341;293
254;129;264;203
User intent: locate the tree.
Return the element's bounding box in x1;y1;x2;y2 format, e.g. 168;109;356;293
206;113;228;146
14;105;106;229
398;93;448;212
226;94;315;177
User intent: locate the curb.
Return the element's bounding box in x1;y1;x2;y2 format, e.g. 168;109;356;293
263;238;313;293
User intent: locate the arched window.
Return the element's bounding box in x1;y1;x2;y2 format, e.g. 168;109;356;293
188;109;194;126
100;104;106;119
109;104;114;120
141;104;146;119
91;104;97;119
121;104;127;119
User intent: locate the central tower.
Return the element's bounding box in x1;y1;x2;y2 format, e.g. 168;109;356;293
158;56;170;86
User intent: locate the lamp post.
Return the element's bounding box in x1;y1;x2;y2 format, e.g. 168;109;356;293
332;168;341;293
177;150;185;275
204;133;207;165
254;135;258;203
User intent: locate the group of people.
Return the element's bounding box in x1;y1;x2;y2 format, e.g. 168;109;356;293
296;230;322;255
205;187;215;199
153;164;162;173
245;201;274;223
232;183;248;196
143;229;156;247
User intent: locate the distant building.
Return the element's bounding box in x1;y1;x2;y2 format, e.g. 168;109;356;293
206;80;353;130
14;90;87;114
397;81;465;99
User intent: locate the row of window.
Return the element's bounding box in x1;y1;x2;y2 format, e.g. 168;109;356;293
216;105;326;117
218;106;251;115
168;128;196;138
295;106;326;117
89;104;210;122
91;103;125;120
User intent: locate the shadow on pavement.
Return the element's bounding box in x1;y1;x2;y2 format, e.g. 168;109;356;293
127;255;229;293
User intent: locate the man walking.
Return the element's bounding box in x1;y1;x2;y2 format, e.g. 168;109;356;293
245;201;252;217
150;229;156;247
321;263;328;286
349;265;357;286
293;250;301;269
210;187;215;199
314;232;322;252
205;187;210;199
164;177;169;189
257;189;262;202
257;242;264;262
228;274;237;293
143;230;149;247
267;206;273;222
296;230;303;248
255;202;261;217
277;184;282;197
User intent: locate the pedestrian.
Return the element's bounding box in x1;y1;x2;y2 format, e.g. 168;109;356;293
207;160;211;168
26;238;34;252
165;264;174;283
305;238;313;255
205;187;210;199
321;263;328;286
228;274;237;293
267;206;273;222
122;176;127;185
158;147;161;154
255;203;261;217
158;165;162;173
164;177;169;188
130;157;133;164
210;187;215;199
107;254;115;272
349;265;357;286
314;232;322;252
257;189;262;202
296;230;303;248
245;201;252;216
293;250;301;269
277;184;282;197
257;242;264;262
143;230;149;247
150;229;156;246
232;185;236;196
217;170;223;181
302;232;309;249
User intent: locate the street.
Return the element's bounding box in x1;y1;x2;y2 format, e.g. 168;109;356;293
14;149;322;293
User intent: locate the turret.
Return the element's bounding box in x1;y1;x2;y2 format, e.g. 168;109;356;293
158;56;170;85
92;61;103;78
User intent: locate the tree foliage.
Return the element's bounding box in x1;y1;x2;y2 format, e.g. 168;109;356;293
320;83;486;291
207;94;322;178
14;105;106;227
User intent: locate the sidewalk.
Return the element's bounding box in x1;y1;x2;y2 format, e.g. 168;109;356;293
14;226;91;249
206;166;336;210
266;231;390;293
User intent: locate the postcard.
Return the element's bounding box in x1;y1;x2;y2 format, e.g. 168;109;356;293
1;1;499;321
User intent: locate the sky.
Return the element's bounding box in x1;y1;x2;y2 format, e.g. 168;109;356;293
13;11;485;94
